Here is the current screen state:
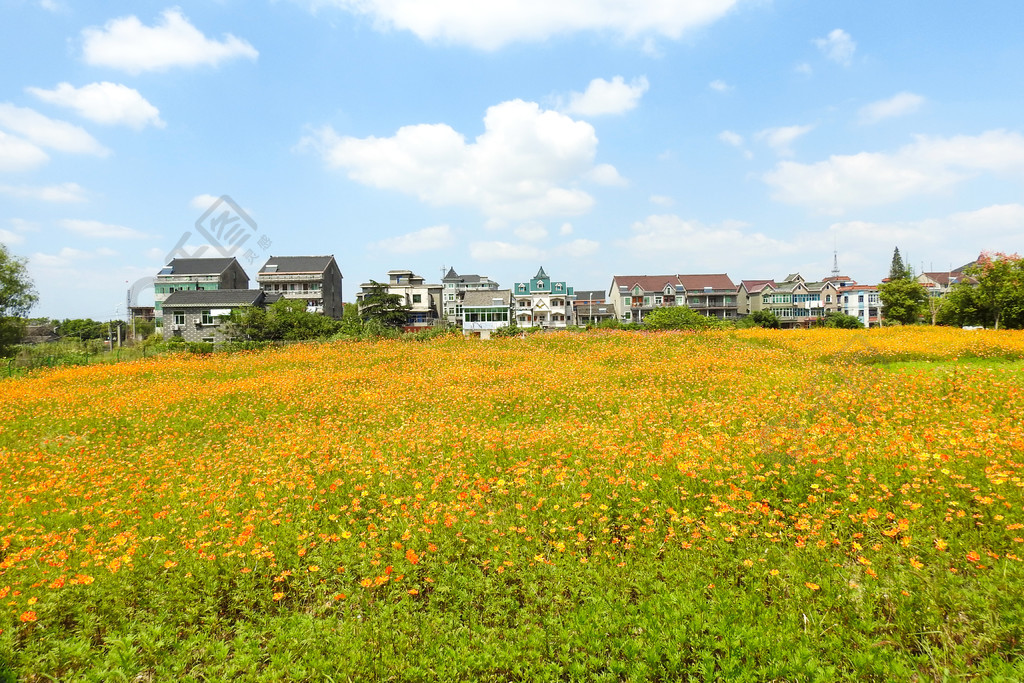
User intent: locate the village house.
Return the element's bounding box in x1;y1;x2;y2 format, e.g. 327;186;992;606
256;255;344;319
461;290;513;339
572;289;616;326
356;270;443;331
512;267;574;328
154;257;249;325
608;275;682;324
441;268;500;325
161;289;278;343
738;274;840;327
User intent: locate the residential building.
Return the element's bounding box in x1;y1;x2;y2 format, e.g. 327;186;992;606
609;275;682;324
257;255;344;318
839;284;882;327
154;258;249;324
677;273;739;320
461;290;513;339
917;271;974;297
441;268;500;325
736;280;775;316
572;289;616;326
512;267;574;328
356;270;443;331
161;289;278;343
739;274;840;327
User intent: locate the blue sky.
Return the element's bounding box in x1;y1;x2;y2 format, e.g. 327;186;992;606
2;0;1023;319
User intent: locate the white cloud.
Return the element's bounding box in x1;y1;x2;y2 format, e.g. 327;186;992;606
708;79;732;93
514;222;548;242
0;104;109;156
763;130;1024;212
31;247;98;269
469;236;599;262
0;228;24;244
814;29;856;66
562;76;649;117
27;82;165;129
718;130;744;147
307;0;741;50
559;222;574;235
618;214;807;275
794;62;813;76
560;238;599;258
0;131;48;171
469;241;544;261
585;163;627;186
59;218;149;240
81;9;258;74
828;204;1024;279
649;194;675;207
858;92;925;125
756;124;813;157
190;194;222;211
370;224;454;253
302;99;611;221
718;130;751;158
0;182;87;202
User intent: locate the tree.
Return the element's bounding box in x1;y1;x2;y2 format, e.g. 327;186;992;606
749;310;781;329
879;278;927;325
0;244;38;357
358;281;409;329
816;311;864;329
335;302;364;337
966;252;1024;330
58;318;106;341
230;298;340;341
642;306;718;331
889;247;910;281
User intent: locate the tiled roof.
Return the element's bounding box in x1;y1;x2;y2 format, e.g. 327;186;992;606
741;279;775;293
163;289;266;307
164;258;238;275
259;255;336;274
613;275;679;293
573;290;606;302
462;289;511;307
677;273;736;291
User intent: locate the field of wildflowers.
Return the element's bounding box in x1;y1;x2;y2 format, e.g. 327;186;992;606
2;327;1024;681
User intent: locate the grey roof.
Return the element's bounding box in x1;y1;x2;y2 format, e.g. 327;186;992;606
443;267;459;279
163;289;267;308
535;266;548;279
462;289;511;307
574;290;606;302
259;255;337;274
164;258;239;276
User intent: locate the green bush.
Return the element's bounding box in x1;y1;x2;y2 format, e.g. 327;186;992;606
642;306;719;331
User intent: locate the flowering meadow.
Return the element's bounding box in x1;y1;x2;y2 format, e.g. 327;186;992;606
2;328;1024;681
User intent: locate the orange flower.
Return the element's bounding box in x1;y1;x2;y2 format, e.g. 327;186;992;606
272;592;285;601
966;551;981;563
805;582;820;591
405;549;420;565
19;611;37;623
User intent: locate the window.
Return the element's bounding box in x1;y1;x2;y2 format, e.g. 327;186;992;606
173;311;185;326
644;296;652;306
413;294;422;303
826;294;832;303
655;295;662;305
201;310;215;325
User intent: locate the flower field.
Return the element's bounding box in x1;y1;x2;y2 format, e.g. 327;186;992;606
2;327;1024;681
